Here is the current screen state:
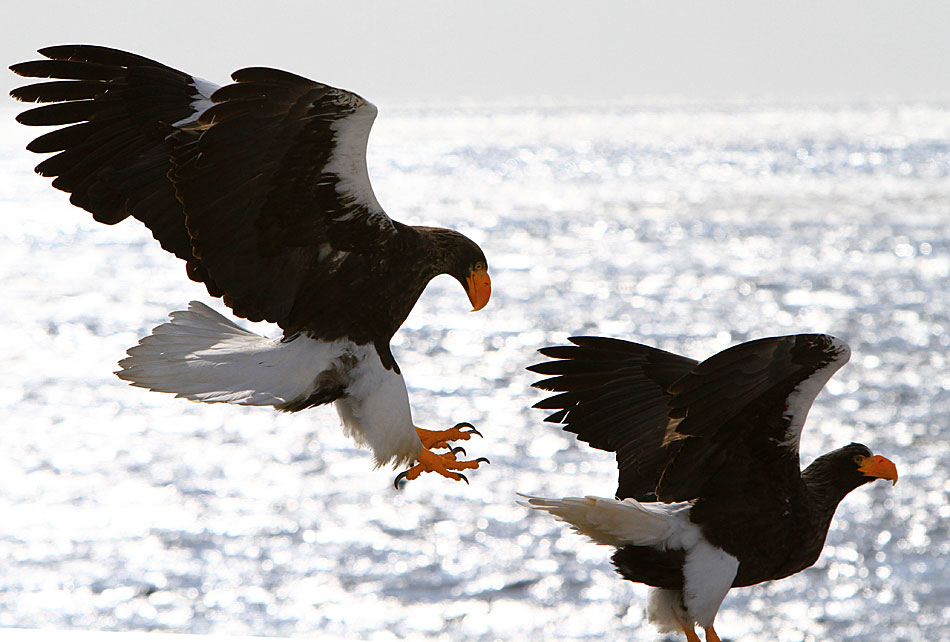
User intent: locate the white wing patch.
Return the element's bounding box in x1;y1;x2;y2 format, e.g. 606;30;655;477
324;100;392;229
171;76;219;127
780;336;851;451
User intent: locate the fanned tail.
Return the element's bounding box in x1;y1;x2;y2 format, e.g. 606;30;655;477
518;494;678;548
116;301;338;408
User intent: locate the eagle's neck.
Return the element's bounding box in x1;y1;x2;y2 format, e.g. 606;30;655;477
801;459;859;533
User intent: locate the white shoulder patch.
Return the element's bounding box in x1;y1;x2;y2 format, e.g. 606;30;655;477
780;336;851;451
325;100;389;222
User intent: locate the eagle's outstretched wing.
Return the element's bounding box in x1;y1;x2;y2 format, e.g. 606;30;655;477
530;334;850;502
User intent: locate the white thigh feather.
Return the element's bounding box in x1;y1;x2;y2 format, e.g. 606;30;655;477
333;346;421;467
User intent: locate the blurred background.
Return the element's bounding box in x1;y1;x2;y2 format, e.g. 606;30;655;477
2;2;948;641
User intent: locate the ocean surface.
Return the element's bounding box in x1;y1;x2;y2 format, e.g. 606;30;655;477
0;101;948;642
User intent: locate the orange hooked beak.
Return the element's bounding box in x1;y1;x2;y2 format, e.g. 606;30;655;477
464;266;492;311
857;454;898;485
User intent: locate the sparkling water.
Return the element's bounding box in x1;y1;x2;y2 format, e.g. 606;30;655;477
1;101;947;641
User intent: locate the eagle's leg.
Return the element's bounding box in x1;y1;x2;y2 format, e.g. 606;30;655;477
703;627;721;642
415;422;482;450
681;625;701;642
394;445;489;487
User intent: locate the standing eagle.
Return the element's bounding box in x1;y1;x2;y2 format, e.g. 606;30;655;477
522;334;897;642
11;45;492;485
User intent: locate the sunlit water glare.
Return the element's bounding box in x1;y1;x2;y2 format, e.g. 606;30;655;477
1;102;948;641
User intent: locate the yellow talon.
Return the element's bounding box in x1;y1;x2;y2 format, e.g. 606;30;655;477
394;431;489;488
415;422;482;450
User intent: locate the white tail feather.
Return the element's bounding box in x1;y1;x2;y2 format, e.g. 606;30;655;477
117;301;342;407
522;493;735;632
519;494;689;548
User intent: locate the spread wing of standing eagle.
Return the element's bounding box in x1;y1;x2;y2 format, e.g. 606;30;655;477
11;45;492;485
522;334;897;642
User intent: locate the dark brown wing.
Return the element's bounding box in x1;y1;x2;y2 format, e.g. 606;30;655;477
528;336;698;501
655;334;851;502
9;44;221;292
13;47;425;359
530;334;850;503
167;66;417;341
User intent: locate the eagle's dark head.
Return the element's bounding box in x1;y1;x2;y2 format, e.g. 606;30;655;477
805;442;898;498
419;227;491;311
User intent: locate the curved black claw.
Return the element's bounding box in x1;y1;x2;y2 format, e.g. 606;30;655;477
475;457;490;465
457;473;469;485
452;422;482;438
450;446;467;457
394;469;411;489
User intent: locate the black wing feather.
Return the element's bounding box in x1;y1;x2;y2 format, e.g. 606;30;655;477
168;66;418;340
14;46;479;372
530;334;850;503
528;336;697;500
655;334;850;502
10;44;220;291
15;100;101;126
12;46;424;345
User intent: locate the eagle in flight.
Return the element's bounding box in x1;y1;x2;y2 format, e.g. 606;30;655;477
11;45;492;486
